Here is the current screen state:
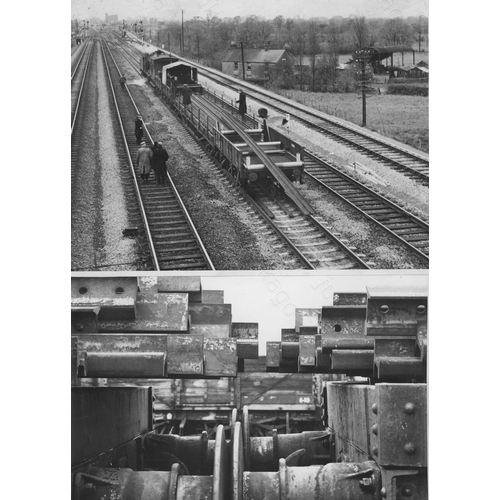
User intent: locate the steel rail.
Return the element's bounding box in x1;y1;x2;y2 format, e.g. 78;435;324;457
100;39;161;270
102;35;214;270
71;38;93;134
71;38;89;80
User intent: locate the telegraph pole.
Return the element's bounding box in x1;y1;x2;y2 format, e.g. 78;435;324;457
240;41;246;80
353;49;371;127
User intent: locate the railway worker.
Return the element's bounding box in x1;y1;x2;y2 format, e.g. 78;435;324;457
152;142;169;185
134;115;144;145
236;89;247;120
182;84;192;106
119;75;126;89
137;141;153;183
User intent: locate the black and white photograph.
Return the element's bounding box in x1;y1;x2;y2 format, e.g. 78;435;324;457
67;1;436;499
71;0;429;272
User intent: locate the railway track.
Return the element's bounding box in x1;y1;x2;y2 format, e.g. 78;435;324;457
115;31;428;185
108;34;369;270
101;38;214;271
71;37;93;132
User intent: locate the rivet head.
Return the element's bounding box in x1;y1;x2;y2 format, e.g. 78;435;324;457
371;424;379;435
402;485;414;497
74;322;84;332
404;402;416;414
371;403;378;415
371;445;378;456
380;487;387;497
404;442;416;455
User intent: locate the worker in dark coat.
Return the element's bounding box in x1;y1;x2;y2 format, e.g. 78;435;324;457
135;116;144;145
236;90;247;119
152;142;169;185
182;84;192;105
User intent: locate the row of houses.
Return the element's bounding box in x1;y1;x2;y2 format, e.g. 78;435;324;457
219;45;428;83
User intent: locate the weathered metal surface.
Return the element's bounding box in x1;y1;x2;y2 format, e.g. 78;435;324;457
366;287;428;336
202;290;225;304
71;336;78;386
332;293;367;306
321;305;367;337
84;352;166;378
157;275;202;303
281;341;299;358
294;308;321;333
299;326;318;334
266;342;281;371
204;338;238;377
232;323;258;340
190;324;231;337
73;467;172;500
167;335;204;375
71;387;152;467
71;277;138;320
281;328;298;342
189;304;232;324
71;307;100;333
375;383;427;467
322;337;374;352
326;382;376;462
98;292;190;332
77;334;170;354
374;338;424;380
138;276;158;292
330;350;374;374
236;339;259;359
299;335;317;366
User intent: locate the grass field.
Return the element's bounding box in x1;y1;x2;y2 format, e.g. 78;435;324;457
280;90;429;152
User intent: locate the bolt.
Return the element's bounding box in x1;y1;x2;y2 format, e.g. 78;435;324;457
75;323;84;332
401;485;414;497
371;424;379;435
380;487;387;497
371;445;378;456
371;403;378;415
404;442;416;455
404;403;416;415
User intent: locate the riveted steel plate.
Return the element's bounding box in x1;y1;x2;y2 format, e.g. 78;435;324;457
85;352;166;378
376;383;427;467
204;338;238;377
202;290;225;304
166;335;204;375
366;287;428;336
99;292;189;332
295;308;321;333
232;323;258;340
71;277;138;320
189;304;232;325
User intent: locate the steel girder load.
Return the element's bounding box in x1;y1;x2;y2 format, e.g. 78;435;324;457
71;276;259;380
266;287;427;382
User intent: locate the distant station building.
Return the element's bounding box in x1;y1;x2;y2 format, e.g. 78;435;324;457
105;13;119;24
222;46;293;82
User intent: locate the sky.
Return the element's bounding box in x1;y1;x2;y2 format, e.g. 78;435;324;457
202;271;428;354
71;0;429;21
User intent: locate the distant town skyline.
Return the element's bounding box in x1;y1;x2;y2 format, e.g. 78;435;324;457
71;0;429;21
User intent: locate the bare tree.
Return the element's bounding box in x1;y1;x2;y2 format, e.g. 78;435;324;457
308;21;321;91
274;15;285;43
349;16;370;49
380;18;413;46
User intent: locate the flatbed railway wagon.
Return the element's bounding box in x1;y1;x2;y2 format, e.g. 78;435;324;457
214;125;305;188
104;357;334;438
